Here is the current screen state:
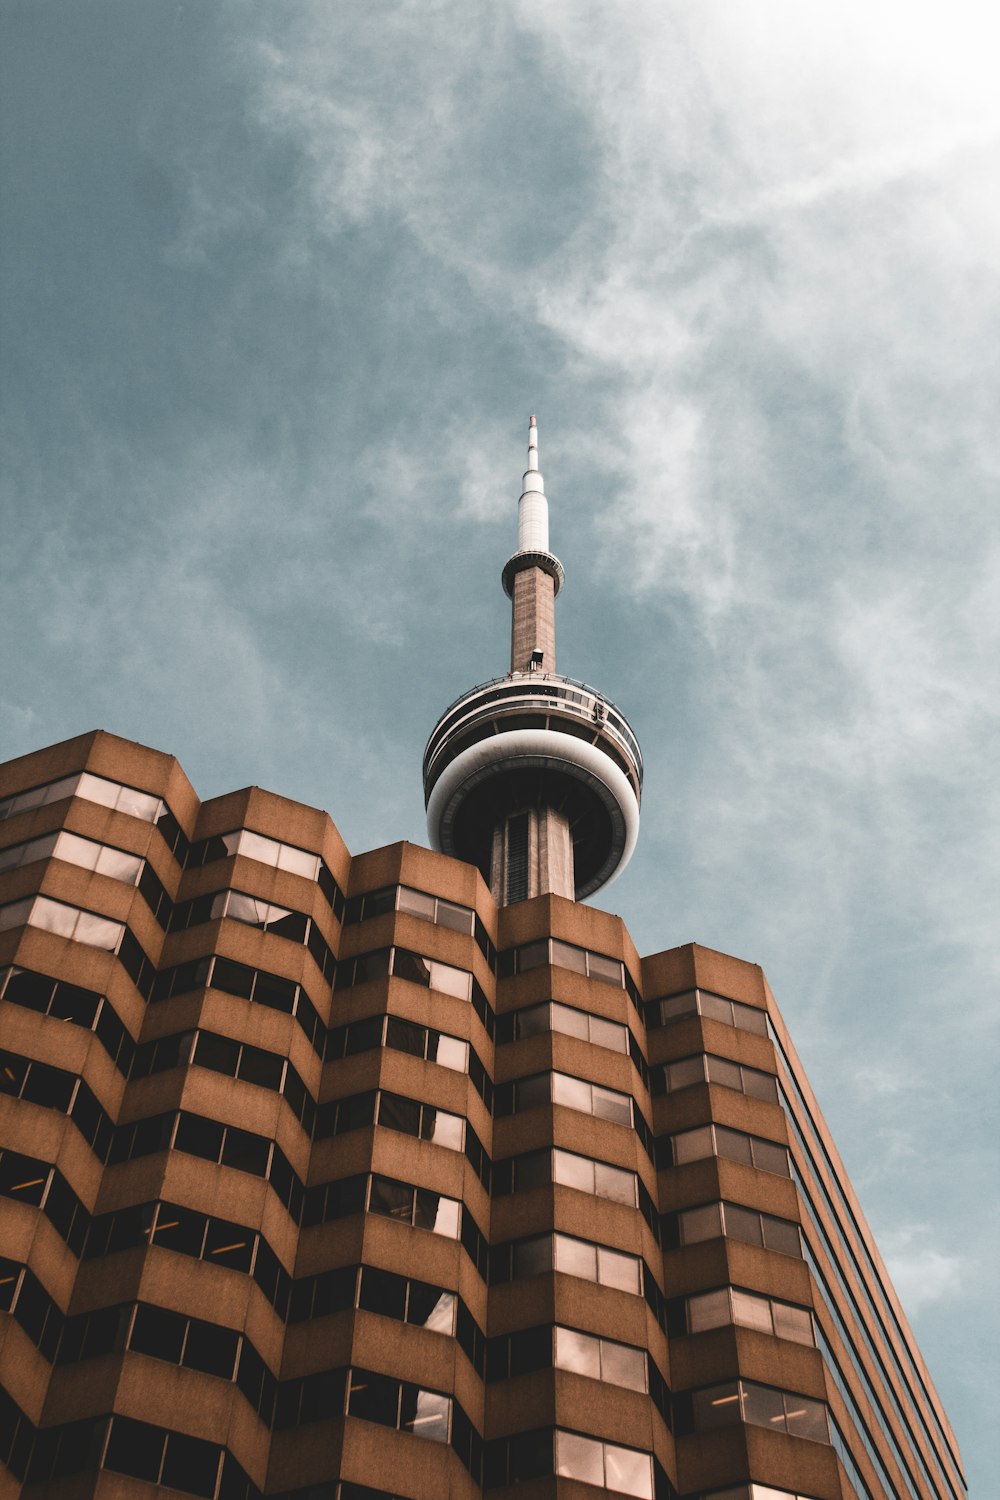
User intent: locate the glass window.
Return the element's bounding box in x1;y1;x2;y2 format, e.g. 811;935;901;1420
397;888;436;921
716;1127;754;1167
673;1125;715;1165
516;1003;552;1037
554;1327;601;1379
435;898;472;934
194;1032;241;1076
724;1204;764;1247
386;1017;425;1056
358;1267;407;1321
600;1339;646;1391
592;1083;631;1126
204;1220;253;1272
604;1443;653;1498
434;1035;468;1072
409;1285;454;1333
731;1289;773;1335
552;1150;592;1193
238;1045;284;1091
402;1386;450;1443
174;1115;223;1161
688;1288;732;1333
425;1194;460;1239
150;1205;206;1257
772;1302;813;1345
183;1320;239;1379
427;960;470;1000
518;1073;551;1110
30;898;81;939
369;1178;413;1222
393;950;432;987
589;1014;627;1052
550;939;588;974
210;959;255;1000
666;1056;706;1090
348;1369;399;1427
422;1108;463;1151
378;1094;421;1137
783;1394;828;1442
761;1215;801;1257
597;1245;641;1293
593;1161;635;1205
516;1236;554;1277
103;1416;164;1483
160;1432;220;1498
555;1431;604;1486
752;1138;790;1176
679;1202;724;1245
0;897;34;932
518;939;549;971
693;1382;741;1430
742;1381;786;1431
706;1055;743;1090
129;1304;186;1363
276;843;317;879
74;909;123;949
587;951;622;985
743;1067;779;1103
221;1127;270;1176
551;1073;591;1112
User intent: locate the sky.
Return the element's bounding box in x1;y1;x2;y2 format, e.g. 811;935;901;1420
1;0;997;1490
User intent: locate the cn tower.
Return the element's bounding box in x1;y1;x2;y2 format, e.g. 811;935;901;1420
423;417;643;905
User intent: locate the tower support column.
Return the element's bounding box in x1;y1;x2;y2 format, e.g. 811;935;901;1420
510;565;556;673
490;803;575;905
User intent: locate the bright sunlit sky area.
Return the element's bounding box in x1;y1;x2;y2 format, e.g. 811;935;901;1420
1;2;998;1489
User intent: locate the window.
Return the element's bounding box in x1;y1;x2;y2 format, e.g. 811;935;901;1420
684;1287;814;1345
366;1175;461;1239
673;1201;802;1258
690;1380;829;1444
497;1070;634;1130
347;1368;450;1445
553;1326;646;1391
499;938;641;1010
668;1123;790;1177
0;895;122;950
103;1416;222;1497
655;1053;778;1103
651;988;768;1035
496;1148;638;1207
0;1050;112;1160
325;1014;491;1108
334;946;494;1035
501;999;631;1056
555;1430;653;1499
0;771;166;827
152;956;324;1054
185;828;345;918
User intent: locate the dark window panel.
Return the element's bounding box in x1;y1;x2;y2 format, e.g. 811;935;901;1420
130;1303;186;1363
184;1319;240;1379
160;1430;221;1499
103;1415;165;1483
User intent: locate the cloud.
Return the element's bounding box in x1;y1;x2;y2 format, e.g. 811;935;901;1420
878;1226;967;1315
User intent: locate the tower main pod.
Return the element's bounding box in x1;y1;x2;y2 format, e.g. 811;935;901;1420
423;419;643;905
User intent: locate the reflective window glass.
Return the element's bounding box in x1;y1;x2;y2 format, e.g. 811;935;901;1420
552;1150;592;1193
276;843;317;878
434;899;471;934
666;1056;706;1090
516;1003;551;1037
549;1002;587;1039
658;990;698;1023
605;1444;652;1498
761;1216;801;1256
549;939;587;974
30;899;80;939
234;831;279;866
752;1138;790;1176
422;1108;463;1151
688;1288;732;1333
426;1195;460;1238
0;897;34;932
394;950;432;986
518;940;549;971
600;1340;646;1391
203;1220;253;1271
724;1204;764;1247
385;1017;423;1055
731;1289;773;1334
409;1285;454;1333
401;1386;450;1442
555;1431;603;1485
716;1127;754;1166
369;1178;413;1221
150;1206;206;1256
427;960;470;1000
783;1394;828;1442
679;1202;724;1244
587;951;622;985
597;1245;640;1293
673;1125;715;1164
590;1014;627;1051
743;1067;778;1103
706;1056;743;1090
742;1381;786;1431
129;1304;185;1363
516;1236;553;1277
434;1035;467;1072
551;1073;590;1112
594;1161;635;1205
699;992;734;1024
693;1383;741;1430
554;1327;601;1379
772;1302;813;1345
94;845;143;883
74;909;122;949
397;888;436;921
518;1073;551;1110
349;1369;398;1426
592;1084;631;1126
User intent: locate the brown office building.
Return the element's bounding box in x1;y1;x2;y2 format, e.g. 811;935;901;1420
0;424;966;1500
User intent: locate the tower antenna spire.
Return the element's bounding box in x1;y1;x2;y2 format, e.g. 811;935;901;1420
424;417;642;905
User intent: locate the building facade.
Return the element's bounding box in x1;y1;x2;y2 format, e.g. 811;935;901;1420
0;425;966;1500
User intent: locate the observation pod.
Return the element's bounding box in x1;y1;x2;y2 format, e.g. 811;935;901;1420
423;419;642;905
